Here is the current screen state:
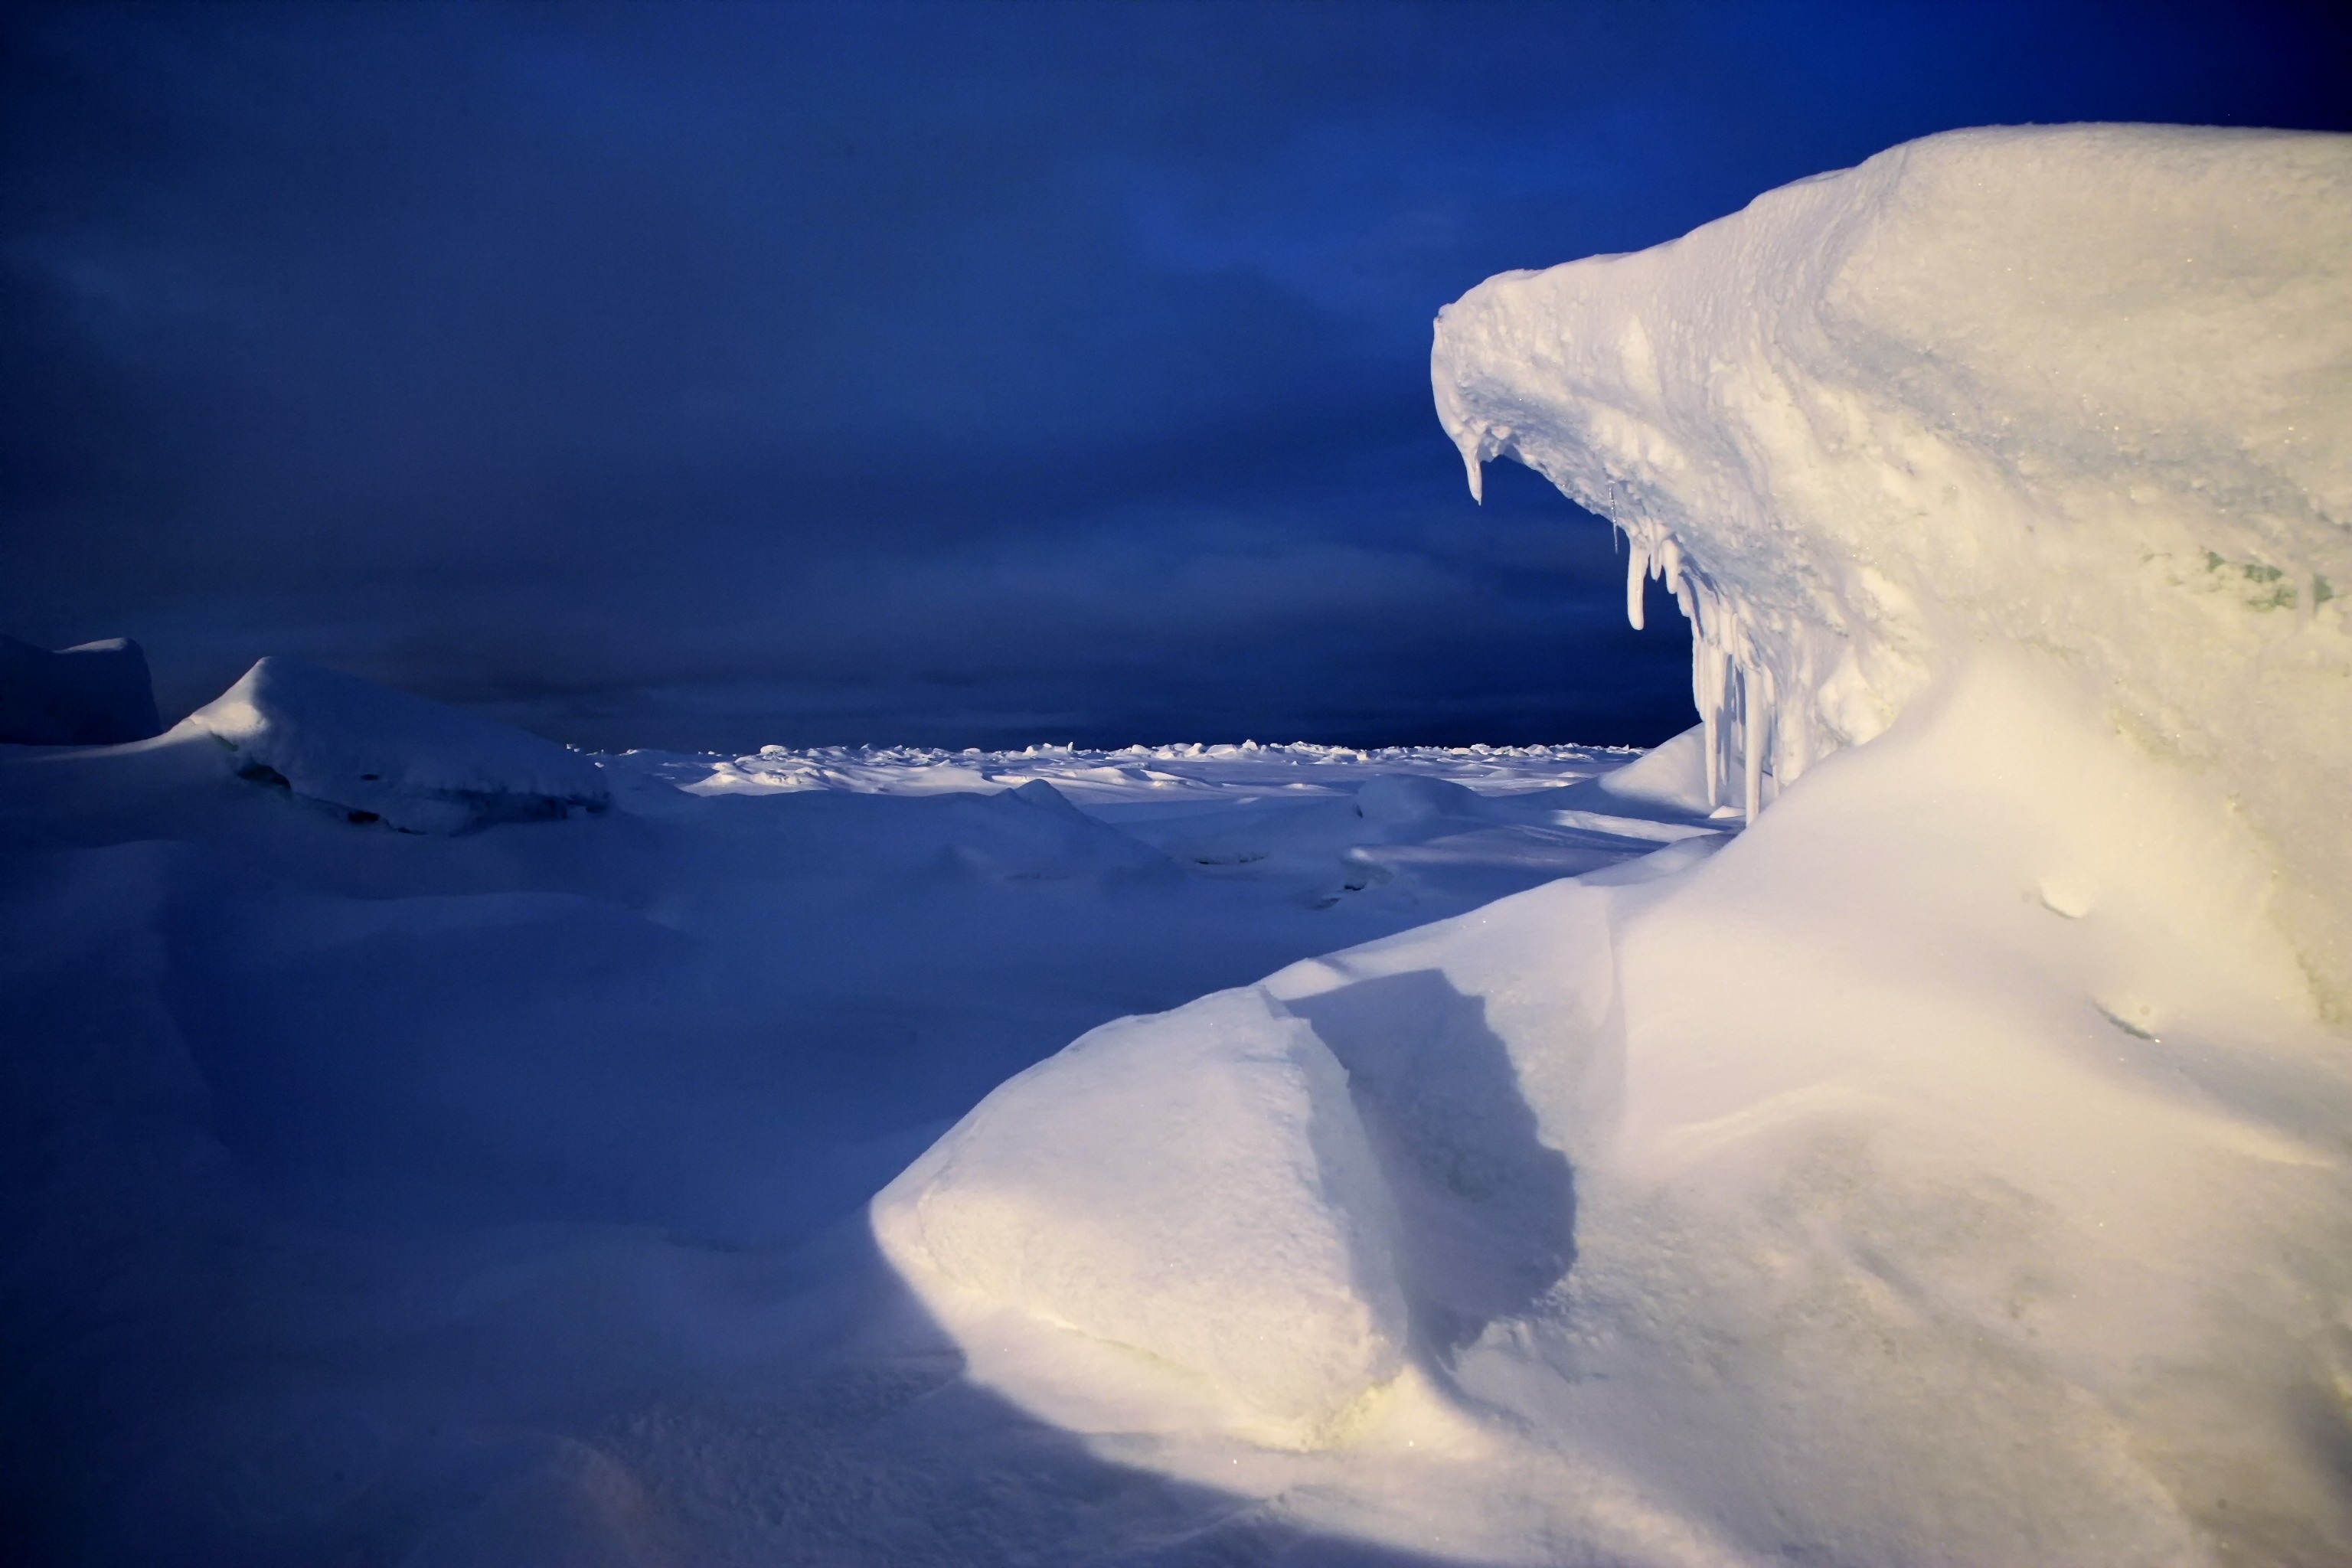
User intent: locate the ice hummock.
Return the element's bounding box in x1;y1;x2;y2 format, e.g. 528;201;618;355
0;633;162;746
180;655;610;832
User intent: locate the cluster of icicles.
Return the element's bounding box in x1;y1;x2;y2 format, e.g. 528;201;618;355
1612;510;1825;824
1459;443;1814;823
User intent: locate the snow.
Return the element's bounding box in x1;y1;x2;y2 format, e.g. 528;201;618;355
0;633;161;745
875;985;1410;1444
0;657;1705;1561
872;122;2352;1563
5;123;2350;1565
181;655;611;832
1432;122;2352;995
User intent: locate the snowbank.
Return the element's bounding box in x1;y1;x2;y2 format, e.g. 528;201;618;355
871;126;2352;1563
178;657;609;834
875;658;2352;1564
0;634;161;745
1435;123;2352;1002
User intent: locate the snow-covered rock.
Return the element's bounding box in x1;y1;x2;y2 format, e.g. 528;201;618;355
0;634;162;746
178;657;609;833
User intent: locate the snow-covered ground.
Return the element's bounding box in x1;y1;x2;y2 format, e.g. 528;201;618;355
5;122;2348;1566
0;684;1714;1563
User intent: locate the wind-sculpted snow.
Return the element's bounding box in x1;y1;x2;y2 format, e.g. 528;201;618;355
1435;122;2352;1001
875;986;1410;1443
184;656;610;832
870;126;2352;1564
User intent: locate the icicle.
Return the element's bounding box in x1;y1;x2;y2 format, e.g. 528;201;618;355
1625;534;1650;630
1772;652;1810;789
1717;647;1733;808
1696;642;1717;808
1741;660;1766;825
1463;448;1485;504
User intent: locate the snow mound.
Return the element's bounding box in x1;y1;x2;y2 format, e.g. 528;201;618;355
1589;723;1710;815
877;655;2352;1563
0;634;162;746
874;985;1408;1442
1434;122;2352;1001
179;657;609;833
1348;772;1486;822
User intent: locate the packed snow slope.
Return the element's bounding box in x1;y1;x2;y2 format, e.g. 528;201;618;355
871;123;2352;1565
1434;122;2352;1007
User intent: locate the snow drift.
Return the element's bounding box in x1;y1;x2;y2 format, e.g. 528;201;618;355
180;656;609;833
874;125;2352;1563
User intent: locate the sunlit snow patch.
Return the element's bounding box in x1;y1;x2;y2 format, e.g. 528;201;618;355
874;985;1410;1446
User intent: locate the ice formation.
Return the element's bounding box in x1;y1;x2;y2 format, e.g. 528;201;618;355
1436;123;2352;1000
180;655;610;832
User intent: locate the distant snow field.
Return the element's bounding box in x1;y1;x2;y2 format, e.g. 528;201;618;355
5;122;2350;1566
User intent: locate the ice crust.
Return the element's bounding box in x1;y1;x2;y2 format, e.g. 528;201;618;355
1434;122;2352;998
181;655;610;832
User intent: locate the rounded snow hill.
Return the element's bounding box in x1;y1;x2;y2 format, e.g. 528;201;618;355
181;657;609;834
873;985;1410;1446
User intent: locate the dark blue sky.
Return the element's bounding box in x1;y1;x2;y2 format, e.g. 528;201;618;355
5;2;2346;749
